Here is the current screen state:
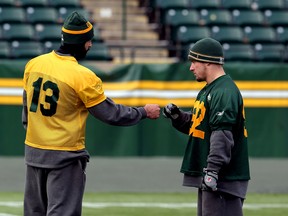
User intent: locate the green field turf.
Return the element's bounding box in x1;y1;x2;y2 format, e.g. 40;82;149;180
1;192;288;216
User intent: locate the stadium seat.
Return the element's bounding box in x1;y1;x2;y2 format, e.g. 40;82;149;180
198;9;232;26
0;0;15;6
17;0;48;7
275;26;288;44
85;43;113;61
243;26;276;44
0;41;10;58
251;0;284;10
189;0;221;9
223;43;255;61
0;7;26;23
156;0;189;10
165;9;199;41
10;41;43;59
165;9;199;27
155;0;189;32
57;7;91;23
231;10;265;26
211;26;244;43
26;7;58;24
254;43;285;62
1;23;35;41
48;0;81;8
34;23;61;41
176;26;210;44
42;41;60;53
221;0;252;10
264;10;288;27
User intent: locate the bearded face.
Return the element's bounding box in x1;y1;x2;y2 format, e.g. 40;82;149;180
73;44;89;60
57;42;90;60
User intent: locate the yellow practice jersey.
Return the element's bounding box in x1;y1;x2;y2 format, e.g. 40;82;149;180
23;51;107;151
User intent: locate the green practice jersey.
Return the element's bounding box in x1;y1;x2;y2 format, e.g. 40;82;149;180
181;75;250;181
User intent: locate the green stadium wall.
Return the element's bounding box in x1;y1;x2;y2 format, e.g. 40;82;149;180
0;60;287;157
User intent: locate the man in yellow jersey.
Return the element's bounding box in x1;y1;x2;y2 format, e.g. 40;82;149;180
22;11;160;216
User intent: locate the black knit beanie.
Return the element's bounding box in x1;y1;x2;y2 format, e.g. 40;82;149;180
188;38;224;65
61;11;94;44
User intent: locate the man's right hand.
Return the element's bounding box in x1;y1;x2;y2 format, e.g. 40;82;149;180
163;103;180;120
144;104;160;119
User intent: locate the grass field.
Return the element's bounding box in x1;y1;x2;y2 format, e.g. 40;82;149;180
1;192;288;216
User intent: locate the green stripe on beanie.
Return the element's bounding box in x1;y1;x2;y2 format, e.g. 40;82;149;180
188;38;224;65
61;11;94;44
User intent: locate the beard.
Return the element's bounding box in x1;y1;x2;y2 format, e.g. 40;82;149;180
74;45;89;60
57;43;88;60
195;76;204;82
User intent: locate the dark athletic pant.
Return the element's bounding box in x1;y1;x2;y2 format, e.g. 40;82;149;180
197;189;244;216
24;160;86;216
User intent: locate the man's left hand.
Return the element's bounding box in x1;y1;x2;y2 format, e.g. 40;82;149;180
202;168;218;191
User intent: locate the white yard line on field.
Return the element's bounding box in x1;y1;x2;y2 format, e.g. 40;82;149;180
1;201;288;210
0;202;22;207
0;214;18;216
82;202;288;209
83;202;198;208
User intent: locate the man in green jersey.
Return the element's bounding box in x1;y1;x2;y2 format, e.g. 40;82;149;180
163;38;250;216
22;11;160;215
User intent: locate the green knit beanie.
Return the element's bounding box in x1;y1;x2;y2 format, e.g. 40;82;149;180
61;11;94;44
188;38;224;64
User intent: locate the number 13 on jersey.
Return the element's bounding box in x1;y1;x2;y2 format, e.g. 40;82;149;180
29;77;59;117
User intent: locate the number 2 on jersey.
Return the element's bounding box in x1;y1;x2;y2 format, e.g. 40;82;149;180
30;77;59;116
189;100;206;139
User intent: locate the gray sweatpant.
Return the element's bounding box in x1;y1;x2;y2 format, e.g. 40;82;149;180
24;160;86;216
197;189;244;216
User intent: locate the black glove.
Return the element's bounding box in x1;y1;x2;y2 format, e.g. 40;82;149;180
163;103;180;120
202;168;218;191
